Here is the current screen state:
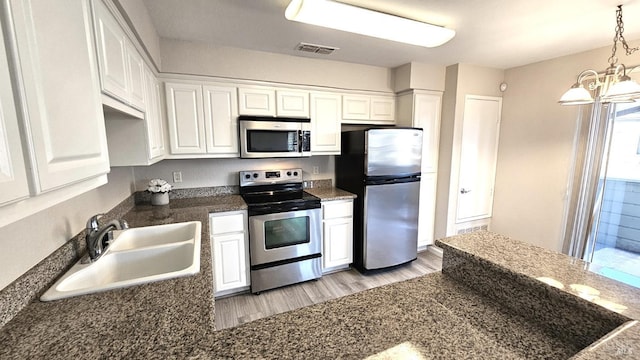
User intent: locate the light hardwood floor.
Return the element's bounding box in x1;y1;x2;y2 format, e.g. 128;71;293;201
215;250;443;330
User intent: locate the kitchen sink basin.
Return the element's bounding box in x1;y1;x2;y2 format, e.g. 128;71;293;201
40;221;201;301
109;221;200;251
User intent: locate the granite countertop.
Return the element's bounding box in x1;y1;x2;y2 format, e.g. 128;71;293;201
305;186;357;201
2;195;638;359
0;194;246;358
437;232;640;360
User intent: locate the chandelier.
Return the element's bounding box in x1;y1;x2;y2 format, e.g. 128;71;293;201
559;5;640;105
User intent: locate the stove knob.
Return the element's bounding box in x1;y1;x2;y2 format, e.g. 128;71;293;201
287;171;292;176
293;171;298;176
253;173;259;178
244;174;251;179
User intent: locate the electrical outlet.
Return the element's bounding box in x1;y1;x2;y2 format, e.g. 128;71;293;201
172;171;183;183
312;166;319;174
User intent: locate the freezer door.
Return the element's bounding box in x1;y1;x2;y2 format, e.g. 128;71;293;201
366;128;423;176
363;180;420;269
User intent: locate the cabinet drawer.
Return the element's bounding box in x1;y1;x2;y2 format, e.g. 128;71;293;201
210;212;245;235
322;200;353;220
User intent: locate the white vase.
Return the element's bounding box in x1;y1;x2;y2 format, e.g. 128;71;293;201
151;192;169;206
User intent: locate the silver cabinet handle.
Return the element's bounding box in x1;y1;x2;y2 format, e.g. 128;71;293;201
460;188;472;194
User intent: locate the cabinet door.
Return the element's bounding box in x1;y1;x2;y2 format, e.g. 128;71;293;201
92;0;129;102
203;85;238;155
456;96;502;222
310;92;341;155
143;66;165;160
323;217;353;269
165;82;205;154
213;232;249;292
126;42;145;110
414;93;442;173
276;89;309;118
370;96;395;122
342;95;370;120
0;21;29;205
418;173;437;247
238;87;276;116
9;0;109;192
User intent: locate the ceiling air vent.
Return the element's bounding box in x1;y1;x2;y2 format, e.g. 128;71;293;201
295;42;339;55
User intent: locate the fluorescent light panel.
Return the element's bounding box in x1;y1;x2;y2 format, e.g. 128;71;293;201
285;0;455;48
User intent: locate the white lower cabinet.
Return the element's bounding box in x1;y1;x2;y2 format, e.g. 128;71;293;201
321;199;353;273
210;211;249;296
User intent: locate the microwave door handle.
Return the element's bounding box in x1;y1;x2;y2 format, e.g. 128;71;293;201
298;130;303;153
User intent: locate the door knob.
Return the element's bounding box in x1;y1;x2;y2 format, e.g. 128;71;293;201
460;188;472;194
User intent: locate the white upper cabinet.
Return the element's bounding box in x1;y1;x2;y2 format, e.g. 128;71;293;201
342;95;370;120
165;82;206;154
310;92;341;155
144;66;165;161
93;0;144;111
165;81;239;157
0;16;29;205
203;85;238;155
93;0;128;101
414;93;442;174
396;91;442;174
370;96;395;122
342;94;395;125
276;89;309;118
126;42;145;110
8;0;109;193
238;87;276;116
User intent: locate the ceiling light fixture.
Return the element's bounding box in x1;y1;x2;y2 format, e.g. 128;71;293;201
285;0;455;48
559;5;640;106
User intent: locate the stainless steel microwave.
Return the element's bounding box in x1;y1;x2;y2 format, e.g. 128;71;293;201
239;116;311;158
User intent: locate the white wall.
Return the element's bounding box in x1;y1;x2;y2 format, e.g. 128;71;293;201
159;39;394;93
133;157;334;191
0;167;135;290
492;43;640;252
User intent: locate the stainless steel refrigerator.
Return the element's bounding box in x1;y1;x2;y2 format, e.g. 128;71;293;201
336;128;423;271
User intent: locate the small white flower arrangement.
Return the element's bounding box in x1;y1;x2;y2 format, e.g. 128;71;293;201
147;178;172;193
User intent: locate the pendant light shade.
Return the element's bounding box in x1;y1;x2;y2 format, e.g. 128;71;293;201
285;0;455;48
559;83;595;105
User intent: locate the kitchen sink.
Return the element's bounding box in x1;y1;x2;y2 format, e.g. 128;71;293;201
109;221;200;251
40;221;201;301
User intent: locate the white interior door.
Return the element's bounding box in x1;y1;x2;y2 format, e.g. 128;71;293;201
456;96;502;222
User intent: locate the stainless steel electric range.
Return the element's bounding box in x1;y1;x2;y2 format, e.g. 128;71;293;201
239;168;322;294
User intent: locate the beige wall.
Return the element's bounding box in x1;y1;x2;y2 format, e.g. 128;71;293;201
0;168;135;290
492;44;640;252
115;0;162;69
435;64;505;239
393;62;446;93
160;39;394;92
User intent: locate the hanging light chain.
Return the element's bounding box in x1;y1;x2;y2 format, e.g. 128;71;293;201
609;5;638;67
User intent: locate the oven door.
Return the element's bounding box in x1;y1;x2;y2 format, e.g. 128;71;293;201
248;208;321;265
240;119;310;158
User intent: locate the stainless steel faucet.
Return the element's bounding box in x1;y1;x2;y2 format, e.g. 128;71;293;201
85;214;129;262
